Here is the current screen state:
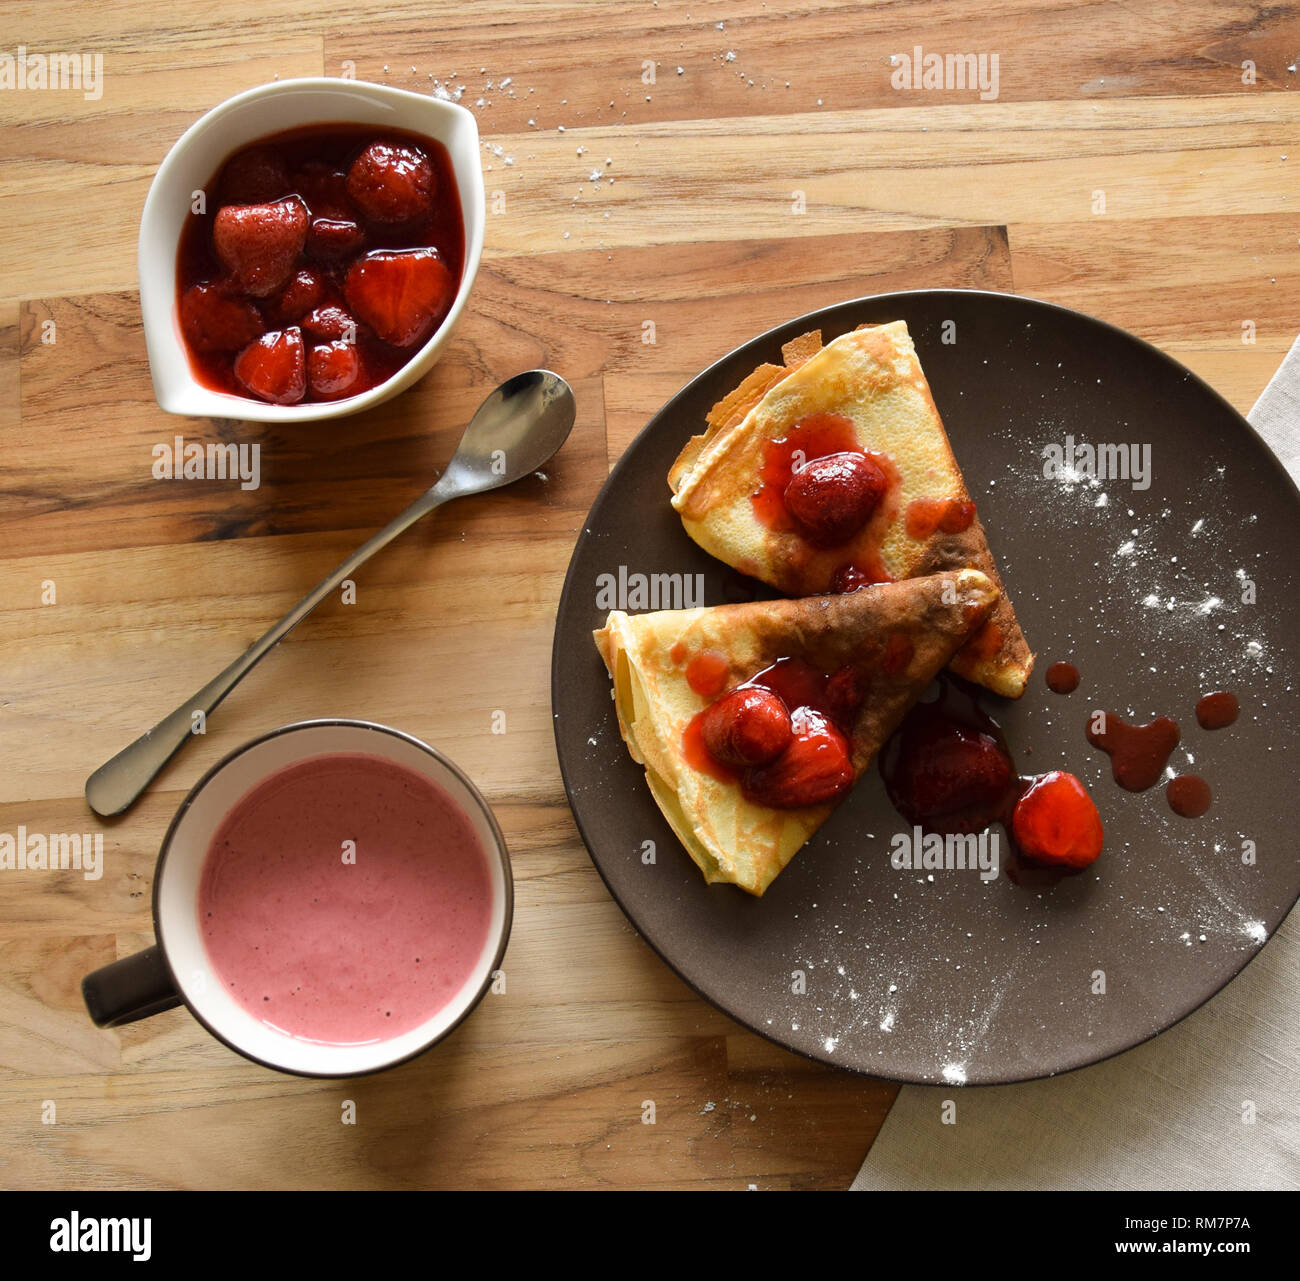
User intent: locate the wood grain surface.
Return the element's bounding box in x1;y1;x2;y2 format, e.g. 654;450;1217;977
1;0;1296;1190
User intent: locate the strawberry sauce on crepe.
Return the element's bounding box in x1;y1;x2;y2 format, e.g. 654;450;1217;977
594;570;999;895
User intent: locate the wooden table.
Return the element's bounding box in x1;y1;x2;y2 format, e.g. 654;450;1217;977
2;1;1296;1190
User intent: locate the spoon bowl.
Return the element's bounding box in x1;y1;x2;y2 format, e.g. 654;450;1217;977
437;371;577;498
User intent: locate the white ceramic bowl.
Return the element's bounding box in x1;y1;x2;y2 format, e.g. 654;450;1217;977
138;78;484;422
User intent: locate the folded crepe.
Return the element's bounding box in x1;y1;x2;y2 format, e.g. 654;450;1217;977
668;321;1033;698
593;569;999;895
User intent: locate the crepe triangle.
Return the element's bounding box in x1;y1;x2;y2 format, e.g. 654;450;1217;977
594;569;999;895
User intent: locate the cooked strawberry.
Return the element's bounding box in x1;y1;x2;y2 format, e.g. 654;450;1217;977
700;687;792;768
301;304;359;343
233;328;306;405
824;666;866;729
218;147;289;205
306;216;365;261
1012;771;1104;869
291;161;353;219
344;248;455;348
785;451;888;547
178;282;264;353
263;268;327;326
894;725;1014;822
743;708;853;808
346;141;435;225
829;565;874;594
213;198;309;298
307;340;362;399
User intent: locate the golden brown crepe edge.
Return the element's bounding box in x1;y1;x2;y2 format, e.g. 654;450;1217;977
667;330;826;495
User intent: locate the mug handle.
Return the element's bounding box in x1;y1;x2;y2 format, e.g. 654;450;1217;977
83;944;182;1027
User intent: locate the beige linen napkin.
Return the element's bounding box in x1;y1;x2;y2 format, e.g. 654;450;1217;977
852;340;1300;1192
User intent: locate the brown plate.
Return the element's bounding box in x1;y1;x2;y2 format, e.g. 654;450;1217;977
551;289;1300;1085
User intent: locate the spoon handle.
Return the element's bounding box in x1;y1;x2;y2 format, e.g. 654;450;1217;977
84;481;451;817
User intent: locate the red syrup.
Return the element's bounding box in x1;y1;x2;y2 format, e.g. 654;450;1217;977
751;412;900;586
752;413;863;530
1167;774;1212;818
1195;691;1239;730
1085;711;1180;791
1083;692;1236;817
903;496;976;539
684;649;730;698
1045;661;1080;694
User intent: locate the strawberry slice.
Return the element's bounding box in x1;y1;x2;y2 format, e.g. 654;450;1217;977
179;282;264;353
344;248;455;348
785;451;888;546
233;328;306;405
830;565;875;594
895;725;1013;821
263;268;327;327
218;147;290;205
700;687;792;768
301;304;359;343
346;141;435;225
307;340;362;399
306;217;365;262
1012;771;1104;868
823;665;867;730
742;708;853;808
291;161;353;220
213;198;309;298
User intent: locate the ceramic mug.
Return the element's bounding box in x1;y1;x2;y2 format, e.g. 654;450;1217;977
82;720;512;1077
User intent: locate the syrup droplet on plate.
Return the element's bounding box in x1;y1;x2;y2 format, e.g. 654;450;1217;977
1167;774;1212;818
1085;711;1180;791
1045;661;1080;694
1195;690;1239;730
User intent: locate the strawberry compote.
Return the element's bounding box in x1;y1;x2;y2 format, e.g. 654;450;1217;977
177;124;464;406
880;675;1105;879
683;656;863;809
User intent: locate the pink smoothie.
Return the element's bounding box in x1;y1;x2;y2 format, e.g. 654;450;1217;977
198;751;494;1046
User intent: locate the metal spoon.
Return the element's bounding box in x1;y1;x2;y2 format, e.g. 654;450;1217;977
85;370;576;817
